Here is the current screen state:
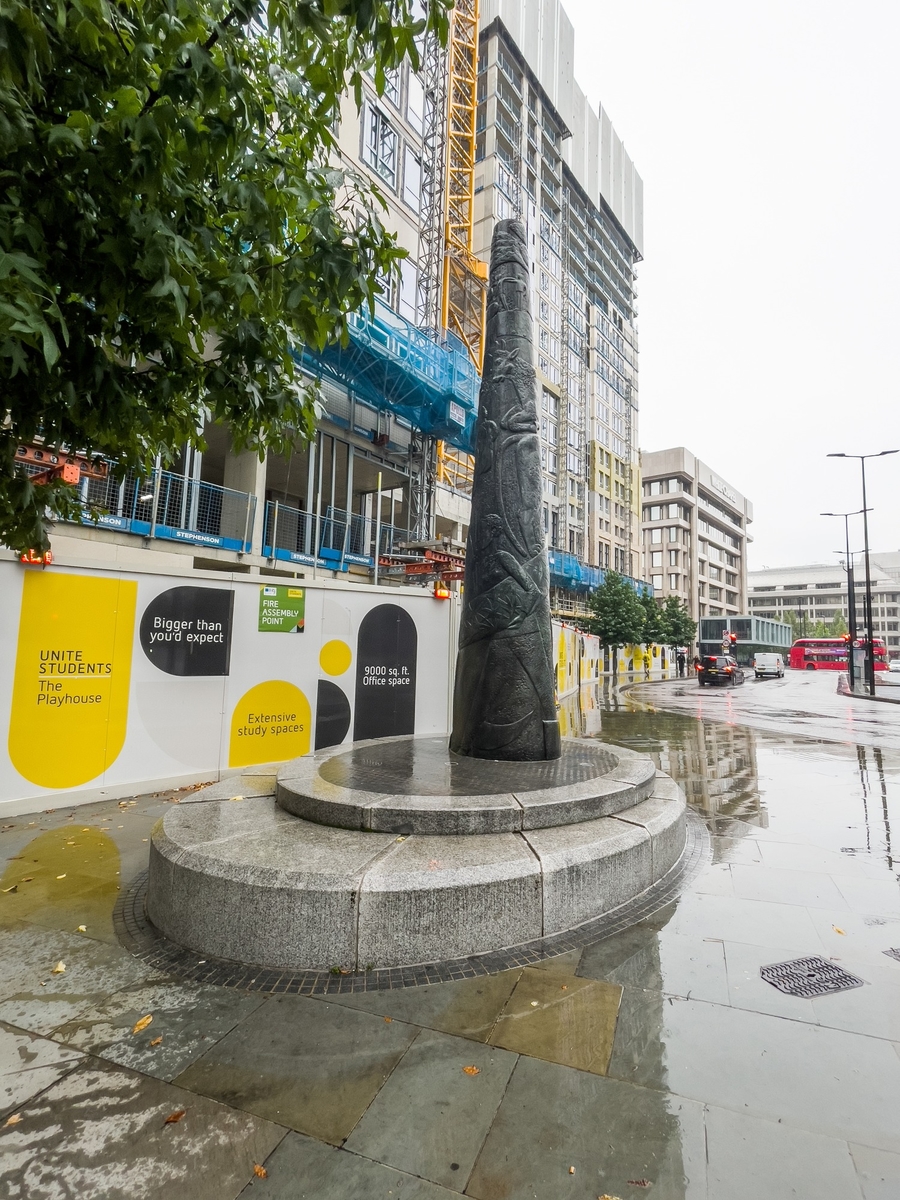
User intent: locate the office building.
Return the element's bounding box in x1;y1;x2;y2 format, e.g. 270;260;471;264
748;556;900;656
640;448;752;620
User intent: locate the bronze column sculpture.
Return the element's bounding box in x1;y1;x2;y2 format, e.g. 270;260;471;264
450;219;561;761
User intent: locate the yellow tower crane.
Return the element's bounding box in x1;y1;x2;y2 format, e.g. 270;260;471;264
436;0;484;496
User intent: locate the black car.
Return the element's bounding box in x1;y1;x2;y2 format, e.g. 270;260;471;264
697;654;745;686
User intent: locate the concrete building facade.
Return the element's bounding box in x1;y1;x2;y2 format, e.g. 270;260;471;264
640;448;752;620
748;556;900;657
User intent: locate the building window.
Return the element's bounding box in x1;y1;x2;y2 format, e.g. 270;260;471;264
651;551;663;568
669;573;679;590
668;527;679;543
364;106;397;183
708;586;721;601
652;574;663;591
406;71;424;134
650;529;662;544
669;549;679;566
402;146;422;210
397;258;417;323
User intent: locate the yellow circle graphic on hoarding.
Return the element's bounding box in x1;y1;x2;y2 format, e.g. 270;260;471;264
319;639;352;676
8;572;137;788
229;680;311;767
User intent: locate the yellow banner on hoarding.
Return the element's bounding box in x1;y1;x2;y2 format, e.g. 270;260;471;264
8;571;137;788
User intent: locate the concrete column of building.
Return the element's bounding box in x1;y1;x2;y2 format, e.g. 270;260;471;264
223;448;267;556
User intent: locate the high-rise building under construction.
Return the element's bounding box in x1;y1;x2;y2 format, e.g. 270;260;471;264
40;0;644;612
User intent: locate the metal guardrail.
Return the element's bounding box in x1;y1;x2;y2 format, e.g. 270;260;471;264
262;501;405;569
79;469;256;553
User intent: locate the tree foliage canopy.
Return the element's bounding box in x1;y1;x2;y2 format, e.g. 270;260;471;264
661;594;697;649
585;571;646;648
0;0;449;552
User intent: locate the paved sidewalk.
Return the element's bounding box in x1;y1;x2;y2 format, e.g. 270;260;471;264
2;702;900;1199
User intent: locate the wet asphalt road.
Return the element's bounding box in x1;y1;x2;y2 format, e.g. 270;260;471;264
625;667;900;753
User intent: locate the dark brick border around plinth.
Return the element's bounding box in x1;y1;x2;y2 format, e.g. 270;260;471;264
114;811;710;995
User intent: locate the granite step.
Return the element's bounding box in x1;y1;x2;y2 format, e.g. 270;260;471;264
275;736;657;836
147;773;686;971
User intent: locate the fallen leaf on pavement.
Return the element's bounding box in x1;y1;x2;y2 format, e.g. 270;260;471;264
4;1113;22;1127
20;877;33;882
569;1166;576;1174
598;1195;623;1200
229;795;244;802
627;1180;652;1188
383;1017;392;1023
2;885;17;894
149;1036;163;1047
164;1109;186;1125
462;1065;480;1076
833;926;846;935
51;961;66;974
132;1014;153;1035
77;925;86;932
253;1164;268;1179
56;874;66;880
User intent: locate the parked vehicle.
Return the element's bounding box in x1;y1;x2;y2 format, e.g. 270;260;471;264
889;660;900;673
697;655;745;687
754;653;784;679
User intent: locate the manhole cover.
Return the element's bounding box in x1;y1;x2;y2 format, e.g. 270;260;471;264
759;956;864;998
885;948;900;964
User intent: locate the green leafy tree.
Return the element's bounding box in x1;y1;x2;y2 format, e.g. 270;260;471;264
0;0;450;552
585;571;645;648
661;594;697;650
640;593;668;645
829;612;848;636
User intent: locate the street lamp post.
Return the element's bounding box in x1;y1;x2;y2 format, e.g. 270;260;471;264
821;509;868;692
827;451;899;695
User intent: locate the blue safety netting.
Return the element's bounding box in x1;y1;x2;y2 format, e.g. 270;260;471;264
548;550;651;597
296;298;479;452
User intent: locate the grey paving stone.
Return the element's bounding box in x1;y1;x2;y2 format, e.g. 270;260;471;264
238;1131;461;1198
173;995;418;1145
578;925;730;1005
357;834;542;967
606;993;900;1153
345;1029;517;1188
466;1055;707;1200
705;1104;863;1200
0;925;164;1035
0;1021;82;1117
52;978;266;1081
327;969;522;1042
0;1057;285;1200
851;1142;900;1200
487;967;622;1074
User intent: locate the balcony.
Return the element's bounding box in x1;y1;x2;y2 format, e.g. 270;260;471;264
262;501;404;570
78;468;256;553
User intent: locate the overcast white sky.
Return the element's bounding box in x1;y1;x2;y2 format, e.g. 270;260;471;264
561;0;900;570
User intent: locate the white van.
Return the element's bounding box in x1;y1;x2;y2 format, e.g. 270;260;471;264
754;653;784;679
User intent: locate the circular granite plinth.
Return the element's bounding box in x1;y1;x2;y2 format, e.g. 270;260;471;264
277;736;657;836
146;737;688;972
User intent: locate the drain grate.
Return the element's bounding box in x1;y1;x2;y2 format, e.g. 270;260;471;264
885;948;900;964
760;956;864;998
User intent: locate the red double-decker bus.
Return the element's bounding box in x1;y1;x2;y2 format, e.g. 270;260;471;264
789;637;888;671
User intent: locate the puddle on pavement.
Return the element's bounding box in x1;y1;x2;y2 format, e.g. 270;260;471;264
0;826;121;939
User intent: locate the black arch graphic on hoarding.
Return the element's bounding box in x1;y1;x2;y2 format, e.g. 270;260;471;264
353;604;418;740
315;680;352;751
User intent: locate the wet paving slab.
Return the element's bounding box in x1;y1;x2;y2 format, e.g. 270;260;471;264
2;685;900;1196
